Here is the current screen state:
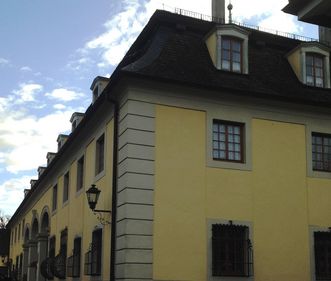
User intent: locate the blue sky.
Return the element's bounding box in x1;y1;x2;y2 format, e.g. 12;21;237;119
0;0;318;216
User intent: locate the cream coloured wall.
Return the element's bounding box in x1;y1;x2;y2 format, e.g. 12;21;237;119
153;104;327;281
287;49;301;81
205;32;217;66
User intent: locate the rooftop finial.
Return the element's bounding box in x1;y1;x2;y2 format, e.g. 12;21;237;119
228;0;233;23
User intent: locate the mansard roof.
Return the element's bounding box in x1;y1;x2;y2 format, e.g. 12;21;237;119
112;10;331;107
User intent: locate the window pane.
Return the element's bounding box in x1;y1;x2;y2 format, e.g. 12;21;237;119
306;66;313;76
233;52;241;63
232;62;241;72
232;41;241;52
307;76;314;85
316;78;324;87
213;132;218;141
222;50;231;60
315;57;323;67
228;126;233;134
235;152;241;161
220;151;226;159
306;55;313;66
221;60;230;70
222;39;230;49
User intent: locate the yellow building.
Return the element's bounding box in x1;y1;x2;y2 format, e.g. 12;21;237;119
7;3;331;281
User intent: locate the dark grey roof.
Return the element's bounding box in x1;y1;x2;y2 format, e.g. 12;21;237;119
115;10;331;107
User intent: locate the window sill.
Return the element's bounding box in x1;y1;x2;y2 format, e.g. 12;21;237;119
94;170;105;182
62;200;69;208
76;187;84;198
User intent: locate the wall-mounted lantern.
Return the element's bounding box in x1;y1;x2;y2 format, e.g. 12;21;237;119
86;184;111;225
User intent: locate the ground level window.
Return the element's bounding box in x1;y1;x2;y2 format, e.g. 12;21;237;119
314;231;331;280
312;133;331;172
212;223;252;277
213;120;244;162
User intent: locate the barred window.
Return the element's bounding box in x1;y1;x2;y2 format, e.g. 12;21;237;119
213;120;244;162
212;223;253;277
91;229;102;276
312;133;331;172
67;237;81;278
314;231;331;280
84;250;92;276
84;229;102;276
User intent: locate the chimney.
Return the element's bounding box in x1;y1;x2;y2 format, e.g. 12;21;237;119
319;26;331;46
212;0;225;23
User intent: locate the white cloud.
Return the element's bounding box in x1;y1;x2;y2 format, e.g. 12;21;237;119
69;0;305;72
53;104;66;110
12;83;43;103
0;108;74;173
20;66;32;72
0;175;34;216
45;88;85;102
0;57;9;65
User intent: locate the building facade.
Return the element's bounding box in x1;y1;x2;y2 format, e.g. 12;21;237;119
7;5;331;281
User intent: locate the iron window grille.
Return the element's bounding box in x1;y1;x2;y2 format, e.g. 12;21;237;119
314;231;331;280
40;257;55;280
84;229;102;276
312;133;331;172
67;237;81;278
212;223;253;277
306;53;324;88
52;229;67;279
213;120;244;162
84;249;92;275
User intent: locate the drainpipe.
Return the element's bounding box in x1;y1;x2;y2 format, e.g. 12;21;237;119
107;95;119;281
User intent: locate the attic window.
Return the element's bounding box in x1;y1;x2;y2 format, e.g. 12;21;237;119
221;37;242;73
286;42;330;89
306;53;324;88
205;25;249;74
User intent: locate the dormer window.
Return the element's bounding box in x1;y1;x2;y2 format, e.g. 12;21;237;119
286;42;330;89
306;53;324;88
205;25;249;74
221;37;242;73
